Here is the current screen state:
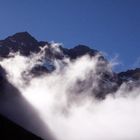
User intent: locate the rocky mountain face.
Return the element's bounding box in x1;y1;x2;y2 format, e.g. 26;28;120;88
0;32;139;139
0;32;98;58
0;32;140;96
0;32;48;56
118;68;140;82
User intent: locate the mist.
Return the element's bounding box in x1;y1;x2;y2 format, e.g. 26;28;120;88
0;44;140;140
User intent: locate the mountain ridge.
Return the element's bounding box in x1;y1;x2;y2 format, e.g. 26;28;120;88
0;32;140;140
0;32;140;88
0;32;98;58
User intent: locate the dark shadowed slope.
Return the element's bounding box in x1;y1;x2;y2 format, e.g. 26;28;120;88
0;114;43;140
0;66;56;140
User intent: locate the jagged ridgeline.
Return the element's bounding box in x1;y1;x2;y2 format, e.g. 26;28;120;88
0;32;140;140
0;32;140;98
0;32;100;59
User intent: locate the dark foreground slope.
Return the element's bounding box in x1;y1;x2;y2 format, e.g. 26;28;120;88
0;114;43;140
0;66;55;140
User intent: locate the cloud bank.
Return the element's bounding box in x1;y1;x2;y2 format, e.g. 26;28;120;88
0;44;140;140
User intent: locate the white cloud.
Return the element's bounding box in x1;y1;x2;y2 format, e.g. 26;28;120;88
0;44;140;140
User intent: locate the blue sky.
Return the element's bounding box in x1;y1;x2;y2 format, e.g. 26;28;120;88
0;0;140;71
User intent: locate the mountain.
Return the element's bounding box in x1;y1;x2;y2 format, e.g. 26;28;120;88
0;32;139;139
0;32;139;91
0;32;48;56
62;44;98;59
118;68;140;82
0;32;105;139
0;114;43;140
0;32;102;76
0;32;98;58
0;32;140;92
118;68;140;89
